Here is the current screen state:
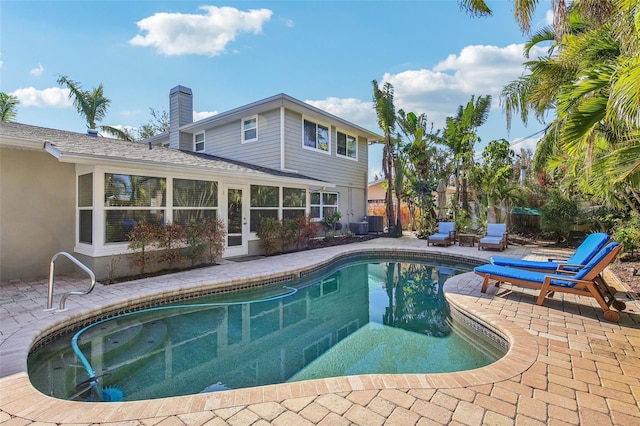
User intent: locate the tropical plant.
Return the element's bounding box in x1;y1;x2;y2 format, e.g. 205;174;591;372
256;217;282;256
372;80;397;234
438;95;492;216
613;212;640;255
322;210;342;233
397;109;448;235
183;219;207;266
0;92;19;122
57;75;133;141
540;190;579;243
498;1;640;211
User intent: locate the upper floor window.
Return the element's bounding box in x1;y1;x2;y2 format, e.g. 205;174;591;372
242;116;258;143
337;131;357;160
194;133;205;152
303;119;329;153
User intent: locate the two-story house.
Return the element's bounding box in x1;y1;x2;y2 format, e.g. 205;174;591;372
0;86;381;281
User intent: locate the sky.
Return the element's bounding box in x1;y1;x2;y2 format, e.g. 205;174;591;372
1;0;553;179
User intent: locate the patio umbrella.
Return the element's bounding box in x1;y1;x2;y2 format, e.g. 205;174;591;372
436;179;447;220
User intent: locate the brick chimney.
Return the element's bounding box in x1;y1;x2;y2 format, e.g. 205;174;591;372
169;85;193;150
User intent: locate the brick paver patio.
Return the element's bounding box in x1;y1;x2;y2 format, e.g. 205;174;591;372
1;236;639;425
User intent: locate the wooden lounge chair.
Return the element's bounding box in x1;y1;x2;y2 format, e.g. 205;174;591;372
474;242;625;322
478;223;508;251
427;222;456;247
490;232;611;272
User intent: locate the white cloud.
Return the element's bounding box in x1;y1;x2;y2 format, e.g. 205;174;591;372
306;97;373;126
193;110;217;121
306;43;547;135
545;9;554;26
509;136;541;154
30;63;44;76
380;43;547;128
11;87;72;108
129;5;273;56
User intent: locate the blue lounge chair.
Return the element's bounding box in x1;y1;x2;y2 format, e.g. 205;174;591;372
490;232;611;272
474;242;625;322
478;223;508;251
427;222;456;247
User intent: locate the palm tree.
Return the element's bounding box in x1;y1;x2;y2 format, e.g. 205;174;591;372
0;92;19;122
57;75;133;141
440;95;492;216
372;80;397;234
499;1;639;209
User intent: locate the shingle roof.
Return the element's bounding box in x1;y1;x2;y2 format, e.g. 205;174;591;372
0;121;326;184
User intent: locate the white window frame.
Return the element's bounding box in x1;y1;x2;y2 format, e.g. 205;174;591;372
242;115;258;143
310;191;339;221
194;132;205;152
302;118;331;155
74;165;223;257
336;130;358;161
77;172;94;246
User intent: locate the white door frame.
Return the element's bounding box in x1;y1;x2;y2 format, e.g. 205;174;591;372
222;183;249;258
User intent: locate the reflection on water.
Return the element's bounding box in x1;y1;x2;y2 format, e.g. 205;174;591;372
28;259;504;402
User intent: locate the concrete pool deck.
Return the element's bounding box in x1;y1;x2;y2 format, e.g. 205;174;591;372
1;236;639;425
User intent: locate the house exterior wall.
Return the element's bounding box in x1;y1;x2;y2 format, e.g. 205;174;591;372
282;109;368;188
0;148;76;281
203;108;281;169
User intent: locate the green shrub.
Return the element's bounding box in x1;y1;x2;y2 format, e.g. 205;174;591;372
183;219;206;266
540;190;578;243
322;211;342;234
256;217;282;256
613;213;640;255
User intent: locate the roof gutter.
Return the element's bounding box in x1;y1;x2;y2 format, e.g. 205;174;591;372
51;151;334;188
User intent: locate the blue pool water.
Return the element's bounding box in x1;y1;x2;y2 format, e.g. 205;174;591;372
28;257;507;401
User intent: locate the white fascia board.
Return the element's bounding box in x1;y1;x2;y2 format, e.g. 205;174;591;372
54;152;333;187
0;135;46;151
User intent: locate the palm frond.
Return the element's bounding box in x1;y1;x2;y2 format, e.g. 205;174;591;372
458;0;492;17
609;54;640;127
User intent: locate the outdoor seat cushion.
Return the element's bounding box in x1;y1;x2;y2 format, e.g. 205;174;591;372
479;236;504;245
474;264;577;287
476;242;620;289
491;257;561;271
491;232;609;271
428;233;450;241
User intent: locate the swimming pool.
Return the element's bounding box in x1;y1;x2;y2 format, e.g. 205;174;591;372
28;255;507;402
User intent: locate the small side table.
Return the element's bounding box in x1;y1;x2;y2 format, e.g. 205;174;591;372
458;233;476;247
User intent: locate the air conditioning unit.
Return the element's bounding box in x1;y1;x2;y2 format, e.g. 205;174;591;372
348;221;369;235
366;215;384;233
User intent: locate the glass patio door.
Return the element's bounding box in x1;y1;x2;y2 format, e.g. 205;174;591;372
224;185;248;257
